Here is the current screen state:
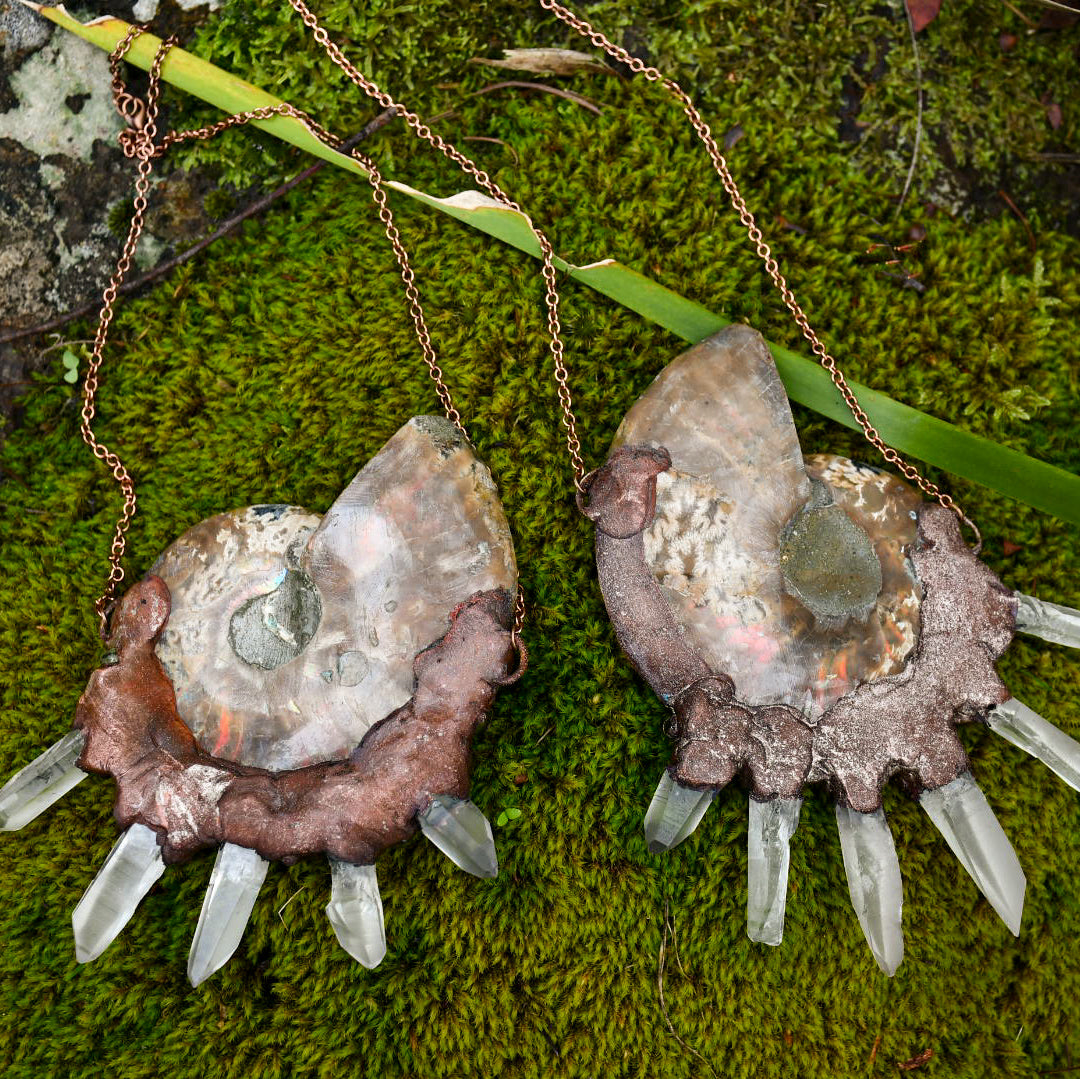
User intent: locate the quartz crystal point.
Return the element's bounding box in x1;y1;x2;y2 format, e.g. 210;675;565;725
643;770;716;853
0;729;87;831
325;859;386;969
835;805;904;976
747;797;802;946
72;824;165;963
919;772;1026;936
418;795;498;878
987;698;1080;792
153;416;517;770
1014;593;1080;650
188;843;269;987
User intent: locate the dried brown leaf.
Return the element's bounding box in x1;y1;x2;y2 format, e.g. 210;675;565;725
898;1048;935;1071
470;48;611;77
906;0;943;32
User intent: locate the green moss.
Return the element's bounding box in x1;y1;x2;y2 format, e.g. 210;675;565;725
1;2;1078;1077
106;196;135;238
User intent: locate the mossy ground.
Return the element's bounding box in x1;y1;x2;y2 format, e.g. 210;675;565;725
1;2;1078;1076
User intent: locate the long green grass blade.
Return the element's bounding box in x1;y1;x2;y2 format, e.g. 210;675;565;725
31;3;1080;524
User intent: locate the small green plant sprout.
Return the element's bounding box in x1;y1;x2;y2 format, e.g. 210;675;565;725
61;350;80;384
495;808;522;827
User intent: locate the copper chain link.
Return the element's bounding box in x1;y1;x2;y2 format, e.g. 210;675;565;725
287;0;587;491
87;4;968;640
84;24;497;635
537;0;977;544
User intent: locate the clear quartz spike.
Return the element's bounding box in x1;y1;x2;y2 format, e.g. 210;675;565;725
643;770;716;854
325;859;387;969
187;843;269;987
0;729;88;831
835;805;905;976
72;824;165;963
747;797;802;946
1014;593;1080;649
418;795;498;878
919;772;1026;935
988;697;1080;792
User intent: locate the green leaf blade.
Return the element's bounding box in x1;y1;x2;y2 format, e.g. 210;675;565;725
32;4;1080;525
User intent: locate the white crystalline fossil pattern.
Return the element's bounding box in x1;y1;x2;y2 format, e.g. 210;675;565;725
154;416;517;771
612;325;923;716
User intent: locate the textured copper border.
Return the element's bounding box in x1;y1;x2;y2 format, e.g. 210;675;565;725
581;445;1016;811
75;576;522;864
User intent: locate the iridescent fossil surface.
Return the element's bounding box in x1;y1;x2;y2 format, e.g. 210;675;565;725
612;324;922;717
153;415;517;770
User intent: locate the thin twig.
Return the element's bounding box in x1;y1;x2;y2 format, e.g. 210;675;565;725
467;80;602;115
463;135;521;166
868;1032;883;1066
894;1;924;221
999;0;1040;27
665;905;687;977
998;189;1037;251
657;900;718;1079
1027;151;1080;163
0;110;396;348
276;886;306;925
898;1048;934;1071
1028;0;1080;13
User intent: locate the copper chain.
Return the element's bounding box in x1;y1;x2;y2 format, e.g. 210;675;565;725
537;0;976;542
88;6;954;641
80;26;168;637
287;0;587;489
84;26;482;635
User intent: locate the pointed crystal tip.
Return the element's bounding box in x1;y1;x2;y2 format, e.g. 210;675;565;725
1014;592;1080;650
835;805;905;976
0;730;87;832
187;843;269;987
72;824;165;964
746;797;802;947
643;771;715;854
988;697;1080;794
919;772;1025;936
418;795;498;878
326;859;387;969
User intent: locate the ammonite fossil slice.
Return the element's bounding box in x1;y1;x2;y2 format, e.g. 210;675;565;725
581;324;1080;975
0;416;523;984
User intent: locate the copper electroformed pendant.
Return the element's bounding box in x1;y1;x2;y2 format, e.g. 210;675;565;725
580;325;1080;975
0;14;549;987
0;417;524;984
